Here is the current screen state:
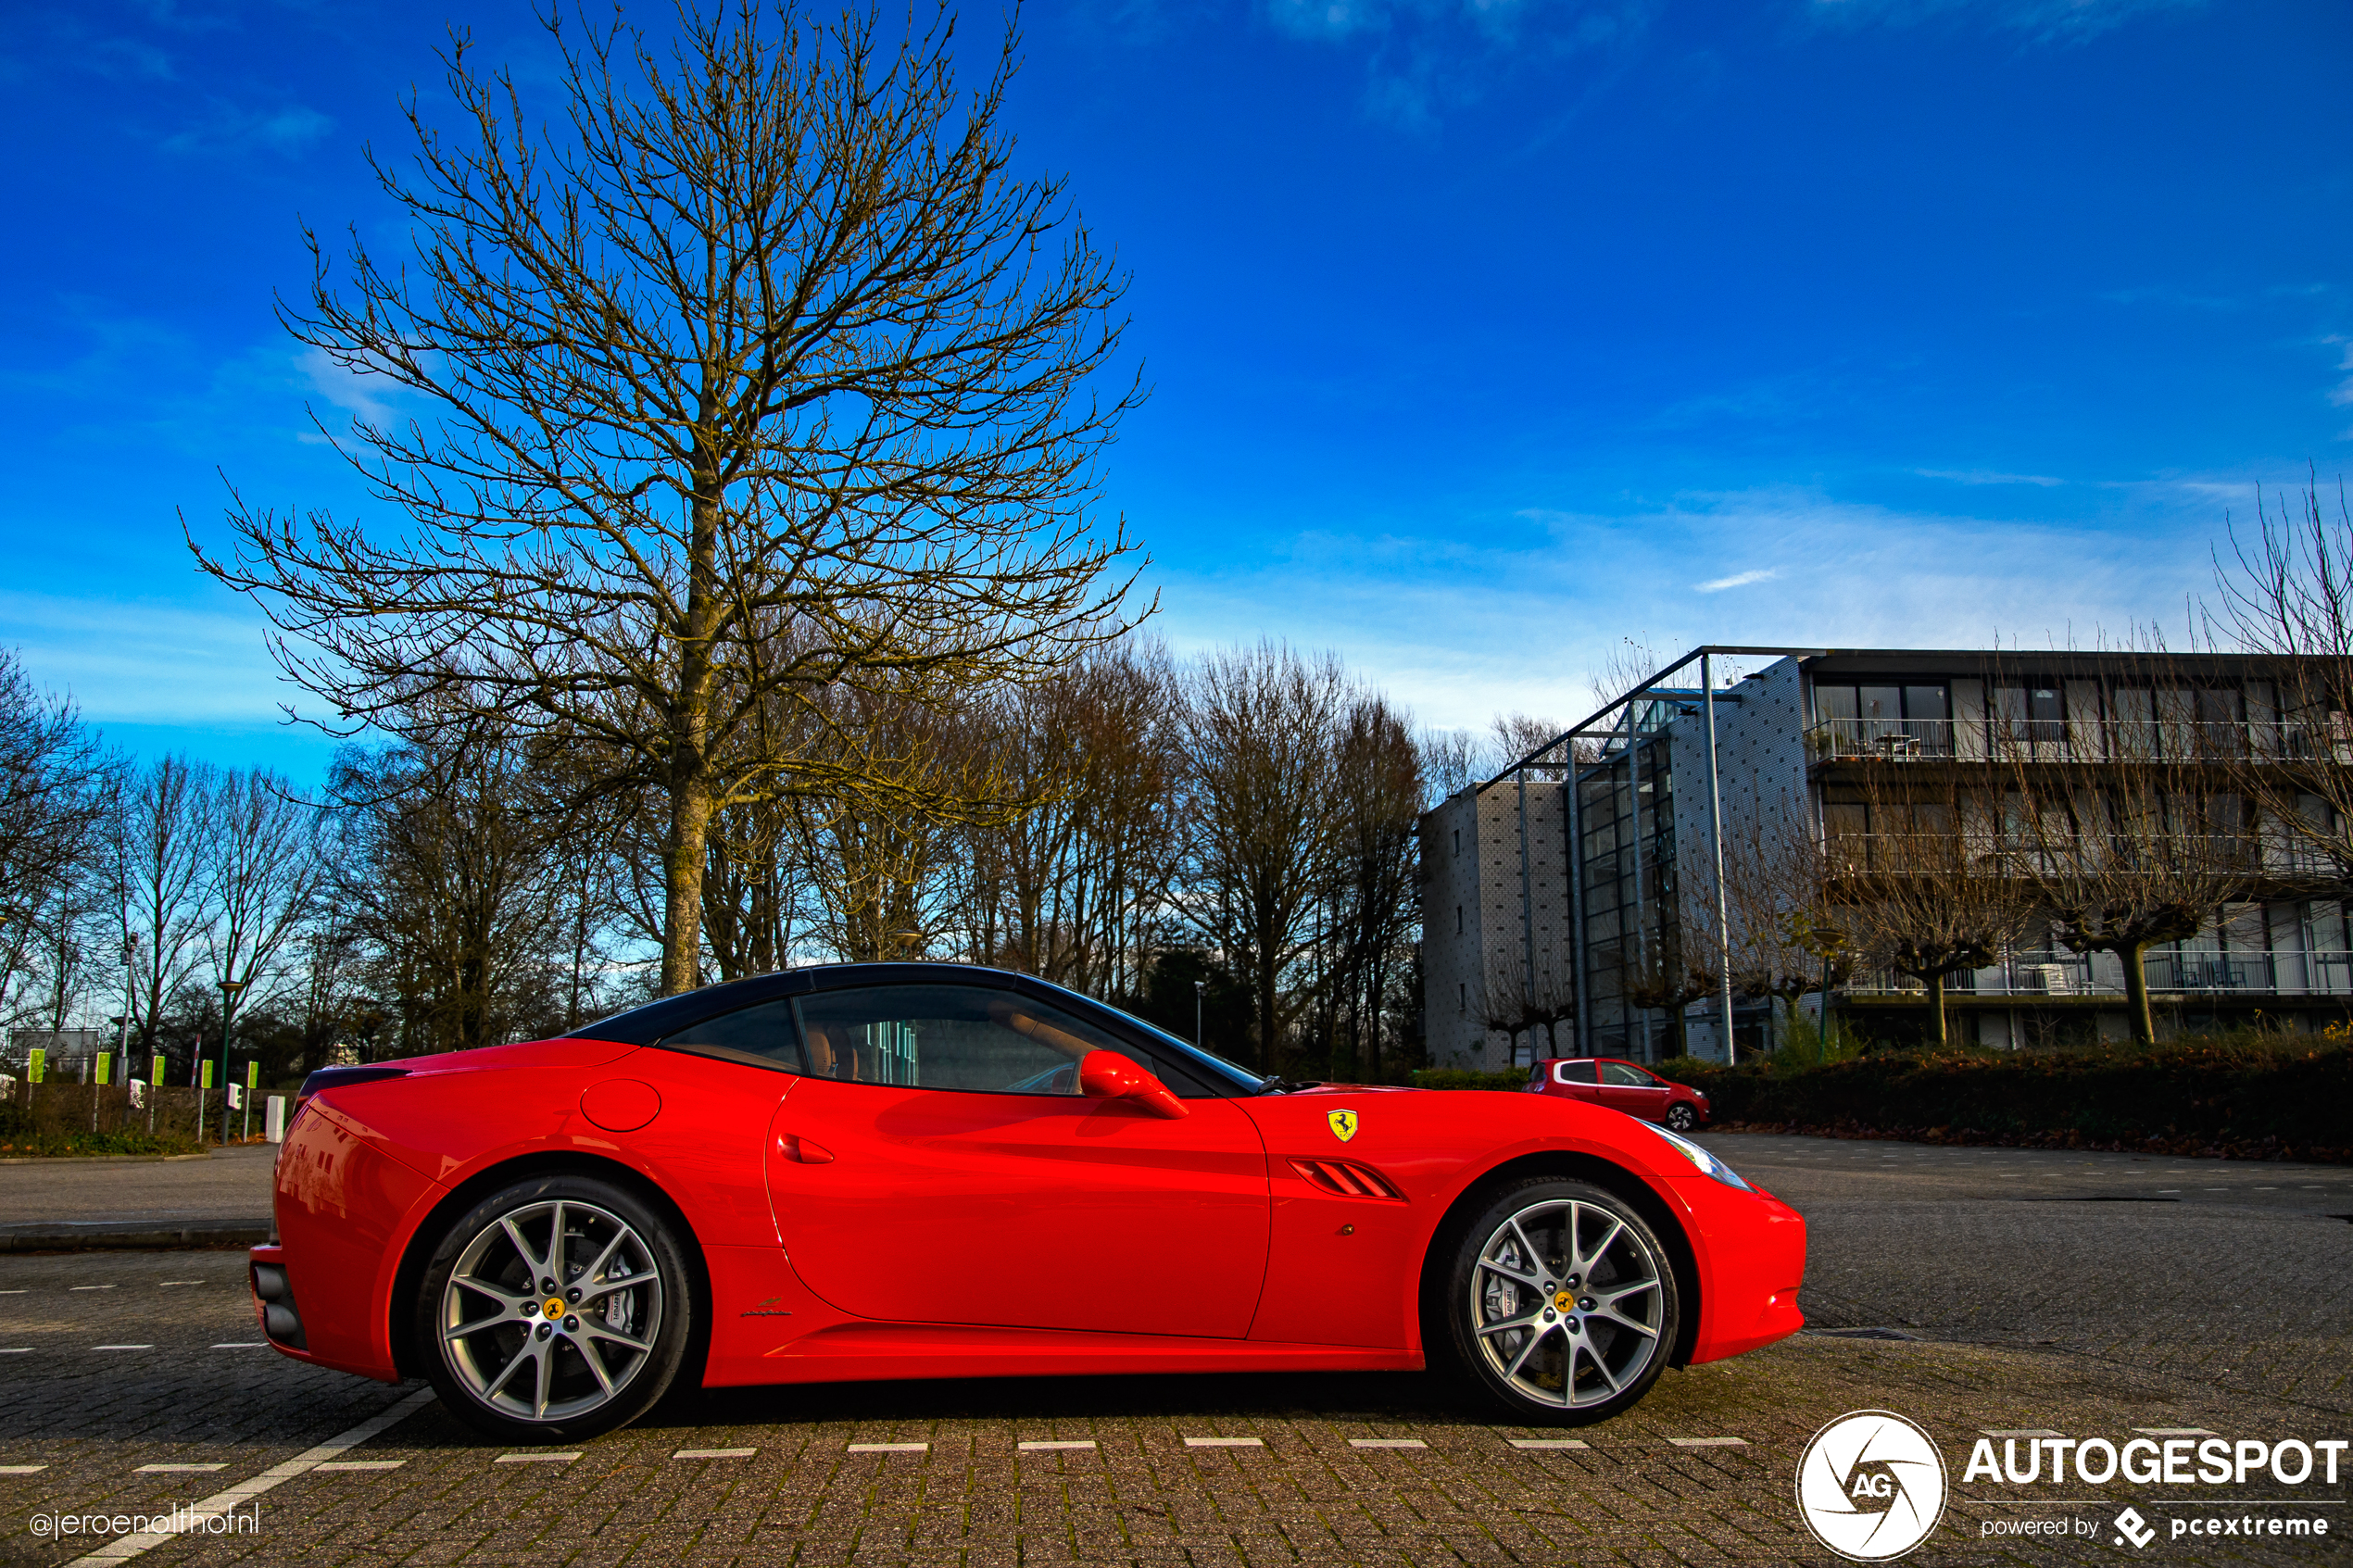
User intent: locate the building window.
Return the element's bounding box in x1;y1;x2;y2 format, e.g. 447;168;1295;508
1458;983;1466;1016
1453;827;1461;856
1813;680;1952;755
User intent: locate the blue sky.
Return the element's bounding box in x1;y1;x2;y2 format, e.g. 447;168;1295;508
1;0;2347;779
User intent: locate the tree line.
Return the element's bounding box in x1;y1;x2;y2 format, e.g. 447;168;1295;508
0;639;1528;1086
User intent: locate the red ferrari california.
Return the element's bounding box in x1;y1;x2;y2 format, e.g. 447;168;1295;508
251;963;1806;1443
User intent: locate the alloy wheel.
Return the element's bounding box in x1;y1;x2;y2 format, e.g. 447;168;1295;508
1467;1196;1666;1409
437;1198;664;1424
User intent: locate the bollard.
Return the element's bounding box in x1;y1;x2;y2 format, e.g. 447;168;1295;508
264;1095;287;1144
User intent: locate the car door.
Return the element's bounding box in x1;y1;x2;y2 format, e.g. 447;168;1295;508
1597;1060;1670;1123
764;982;1272;1338
1550;1059;1602;1102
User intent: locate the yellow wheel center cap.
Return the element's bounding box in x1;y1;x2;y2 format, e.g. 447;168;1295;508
544;1298;565;1320
1554;1290;1575;1312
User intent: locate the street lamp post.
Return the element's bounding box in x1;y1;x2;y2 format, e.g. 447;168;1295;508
101;1016;126;1134
216;979;247;1147
1193;980;1206;1048
121;935;146;1133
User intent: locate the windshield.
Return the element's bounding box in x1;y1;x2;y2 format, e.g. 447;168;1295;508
1028;978;1276;1095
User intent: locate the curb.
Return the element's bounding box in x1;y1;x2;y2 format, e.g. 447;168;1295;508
0;1151;216;1166
0;1221;270;1252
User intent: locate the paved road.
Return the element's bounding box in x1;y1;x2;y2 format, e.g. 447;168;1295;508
0;1148;275;1234
0;1133;2345;1566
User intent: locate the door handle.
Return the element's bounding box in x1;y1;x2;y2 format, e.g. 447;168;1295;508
777;1133;835;1164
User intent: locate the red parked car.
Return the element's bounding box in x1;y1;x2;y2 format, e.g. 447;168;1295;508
1529;1058;1711;1132
251;964;1800;1443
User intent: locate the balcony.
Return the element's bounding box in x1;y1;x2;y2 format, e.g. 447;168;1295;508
1806;716;2344;765
1845;948;2353;999
1818;833;2335;882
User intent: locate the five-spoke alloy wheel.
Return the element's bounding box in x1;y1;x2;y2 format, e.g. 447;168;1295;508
417;1174;695;1442
1439;1178;1679;1424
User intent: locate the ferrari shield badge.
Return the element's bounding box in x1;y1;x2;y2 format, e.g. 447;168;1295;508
1327;1109;1359;1143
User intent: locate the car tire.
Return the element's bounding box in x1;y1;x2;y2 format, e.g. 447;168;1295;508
1435;1177;1680;1426
1665;1102;1698;1133
415;1173;697;1444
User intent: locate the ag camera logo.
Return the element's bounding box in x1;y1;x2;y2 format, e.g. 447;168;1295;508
1797;1411;1949;1561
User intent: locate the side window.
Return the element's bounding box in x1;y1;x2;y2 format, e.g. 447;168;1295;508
1554;1060;1598;1085
792;985;1169;1097
657;997;806;1071
1600;1062;1651;1087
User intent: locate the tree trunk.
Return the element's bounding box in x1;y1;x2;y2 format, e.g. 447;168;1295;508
1256;948;1279;1075
660;488;722;997
1926;972;1949;1048
2122;939;2158;1046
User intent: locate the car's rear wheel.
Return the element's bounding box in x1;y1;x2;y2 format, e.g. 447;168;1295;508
1438;1178;1679;1425
1665;1102;1698;1132
416;1173;695;1444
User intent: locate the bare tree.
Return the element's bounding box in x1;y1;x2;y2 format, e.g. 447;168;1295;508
0;652;109;1030
1832;771;2033;1049
109;757;218;1054
1990;650;2259;1046
1321;695;1423;1080
2207;473;2353;883
194;1;1144;996
204;771;325;1027
1181;643;1352;1073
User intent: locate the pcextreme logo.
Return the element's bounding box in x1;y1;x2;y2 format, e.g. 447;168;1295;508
1796;1411;1950;1562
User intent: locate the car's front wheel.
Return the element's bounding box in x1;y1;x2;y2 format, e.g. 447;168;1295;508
1664;1102;1698;1133
1437;1178;1679;1425
416;1173;696;1444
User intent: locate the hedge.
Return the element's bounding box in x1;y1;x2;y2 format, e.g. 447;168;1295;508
1409;1036;2353;1162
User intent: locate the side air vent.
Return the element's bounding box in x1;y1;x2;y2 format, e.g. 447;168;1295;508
1289;1159;1406;1201
296;1065;409;1108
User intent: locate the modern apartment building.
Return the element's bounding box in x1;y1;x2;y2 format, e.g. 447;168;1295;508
1419;646;2350;1069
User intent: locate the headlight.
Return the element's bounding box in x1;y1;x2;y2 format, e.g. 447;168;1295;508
1644;1123;1751;1191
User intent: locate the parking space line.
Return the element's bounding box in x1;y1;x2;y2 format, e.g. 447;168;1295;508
211;1343;267;1349
315;1461;406;1472
135;1464;228;1474
673;1449;756;1460
1349;1438;1428;1449
495;1452;579;1463
1981;1429;2063;1437
70;1286;117;1292
846;1442;927;1453
158;1282;206;1288
93;1345;153;1351
64;1384;435;1567
1510;1439;1592;1449
2133;1427;2217;1436
1018;1440;1097;1450
0;1464;48;1474
0;1348;30;1354
1667;1437;1748;1447
1184;1437;1264;1448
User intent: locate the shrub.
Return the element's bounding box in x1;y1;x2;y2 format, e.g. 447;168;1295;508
1408;1068;1530;1092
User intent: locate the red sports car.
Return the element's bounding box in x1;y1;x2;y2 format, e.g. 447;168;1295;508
250;964;1804;1443
1528;1057;1712;1132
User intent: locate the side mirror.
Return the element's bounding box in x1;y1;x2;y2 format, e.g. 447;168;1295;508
1077;1051;1188;1120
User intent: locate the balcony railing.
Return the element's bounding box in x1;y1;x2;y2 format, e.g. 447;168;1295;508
1819;833;2334;880
1845;949;2353;998
1806;717;2347;765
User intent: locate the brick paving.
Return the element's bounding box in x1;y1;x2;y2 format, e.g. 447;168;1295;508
0;1135;2346;1566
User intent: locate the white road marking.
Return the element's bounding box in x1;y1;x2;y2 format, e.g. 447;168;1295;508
1981;1429;2063;1437
1018;1440;1097;1450
315;1461;406;1472
673;1449;756;1460
1184;1436;1264;1448
847;1442;927;1453
2132;1427;2217;1436
0;1289;25;1295
1350;1438;1427;1449
93;1345;153;1351
135;1463;228;1474
495;1452;579;1463
0;1348;30;1354
65;1385;435;1567
211;1343;267;1349
158;1282;206;1288
70;1286;117;1292
0;1464;48;1474
1667;1437;1748;1447
1509;1439;1591;1449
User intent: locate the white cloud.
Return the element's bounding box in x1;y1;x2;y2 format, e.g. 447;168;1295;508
1693;568;1779;592
1915;468;2064;487
296;345;404;430
1807;0;2203;44
0;590;290;726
